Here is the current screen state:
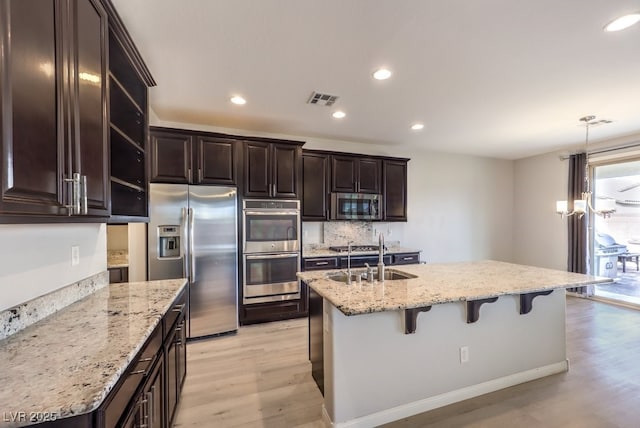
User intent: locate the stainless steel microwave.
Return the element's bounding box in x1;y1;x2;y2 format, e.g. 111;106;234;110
330;193;381;220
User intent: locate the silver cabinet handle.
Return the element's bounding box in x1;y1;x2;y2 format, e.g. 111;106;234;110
189;207;195;282
199;168;203;183
80;175;88;215
187;168;192;183
315;261;329;266
64;173;81;215
147;388;154;428
172;303;186;312
272;183;276;197
402;256;414;261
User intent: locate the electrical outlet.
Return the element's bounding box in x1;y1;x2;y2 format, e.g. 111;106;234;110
71;246;80;266
460;346;469;363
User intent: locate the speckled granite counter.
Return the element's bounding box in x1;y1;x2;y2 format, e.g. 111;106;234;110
298;260;612;315
107;250;129;268
0;279;187;427
302;245;421;258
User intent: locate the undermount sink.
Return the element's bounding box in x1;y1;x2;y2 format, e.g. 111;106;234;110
326;269;417;283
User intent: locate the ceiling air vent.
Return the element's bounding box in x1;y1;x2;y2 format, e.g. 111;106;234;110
307;91;339;106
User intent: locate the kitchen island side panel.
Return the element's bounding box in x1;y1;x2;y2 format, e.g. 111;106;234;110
323;290;567;426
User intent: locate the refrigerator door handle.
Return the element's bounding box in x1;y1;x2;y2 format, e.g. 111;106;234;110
189;207;195;282
181;207;189;279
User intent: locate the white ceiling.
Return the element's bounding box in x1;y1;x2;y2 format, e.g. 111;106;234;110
111;0;640;160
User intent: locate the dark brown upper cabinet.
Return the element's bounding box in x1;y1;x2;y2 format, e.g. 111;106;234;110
244;141;302;199
302;151;329;220
0;0;109;221
150;127;239;186
331;155;381;194
107;17;155;221
195;135;237;185
383;159;409;221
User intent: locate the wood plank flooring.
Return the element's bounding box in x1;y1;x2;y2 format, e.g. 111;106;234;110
174;297;640;427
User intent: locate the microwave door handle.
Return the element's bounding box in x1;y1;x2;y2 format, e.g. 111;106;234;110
189;207;195;282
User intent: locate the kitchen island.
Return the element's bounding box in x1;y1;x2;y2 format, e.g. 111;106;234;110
298;260;612;428
0;278;187;428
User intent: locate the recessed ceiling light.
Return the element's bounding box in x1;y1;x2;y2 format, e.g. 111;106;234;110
230;95;246;105
411;123;424;130
373;68;392;80
332;111;346;119
604;13;640;32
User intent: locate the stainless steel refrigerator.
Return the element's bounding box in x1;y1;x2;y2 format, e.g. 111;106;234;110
148;183;238;339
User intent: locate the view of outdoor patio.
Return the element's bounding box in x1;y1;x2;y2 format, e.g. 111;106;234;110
592;159;640;305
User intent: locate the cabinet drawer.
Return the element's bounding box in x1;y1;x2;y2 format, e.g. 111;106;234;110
392;253;420;265
303;257;339;271
340;255;392;268
100;322;161;428
164;288;188;338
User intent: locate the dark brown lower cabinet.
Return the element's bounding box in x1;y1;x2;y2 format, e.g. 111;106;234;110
166;311;187;426
308;287;324;395
120;354;164;428
108;267;129;283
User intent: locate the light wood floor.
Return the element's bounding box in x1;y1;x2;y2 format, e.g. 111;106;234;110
174;297;640;427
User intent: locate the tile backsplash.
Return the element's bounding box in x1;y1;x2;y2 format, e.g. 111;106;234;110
323;221;373;246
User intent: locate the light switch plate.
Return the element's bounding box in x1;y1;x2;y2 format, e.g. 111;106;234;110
71;246;80;266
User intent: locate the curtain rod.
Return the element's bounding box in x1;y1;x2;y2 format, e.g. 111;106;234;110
559;141;640;160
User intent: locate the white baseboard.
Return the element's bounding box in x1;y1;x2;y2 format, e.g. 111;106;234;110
327;360;569;428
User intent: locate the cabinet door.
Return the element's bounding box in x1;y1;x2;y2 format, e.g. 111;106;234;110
195;136;237;185
302;152;329;220
272;143;299;198
73;0;109;216
357;158;381;194
150;131;192;183
330;155;357;193
147;357;164;428
0;0;66;217
166;329;178;425
243;141;271;197
383;159;407;221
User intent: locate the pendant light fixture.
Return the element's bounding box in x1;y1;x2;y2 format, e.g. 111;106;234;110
556;116;616;219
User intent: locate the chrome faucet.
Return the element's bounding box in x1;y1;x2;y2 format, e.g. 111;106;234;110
377;233;385;281
364;263;374;283
346;242;353;285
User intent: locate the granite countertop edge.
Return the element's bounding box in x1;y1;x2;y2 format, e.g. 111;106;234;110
298;260;613;316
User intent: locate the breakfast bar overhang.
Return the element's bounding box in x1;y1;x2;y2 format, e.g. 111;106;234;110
298;260;612;428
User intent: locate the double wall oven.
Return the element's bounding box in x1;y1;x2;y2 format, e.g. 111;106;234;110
242;199;300;304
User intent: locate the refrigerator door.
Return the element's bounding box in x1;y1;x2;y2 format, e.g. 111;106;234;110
148;183;189;281
189;186;238;337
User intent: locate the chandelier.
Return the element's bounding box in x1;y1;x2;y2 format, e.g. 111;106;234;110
556;115;616;219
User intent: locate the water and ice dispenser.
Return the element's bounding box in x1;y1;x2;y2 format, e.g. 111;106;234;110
158;225;181;258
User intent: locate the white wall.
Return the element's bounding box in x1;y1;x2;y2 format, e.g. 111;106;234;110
153;119;515;263
0;224;107;311
512;151;568;270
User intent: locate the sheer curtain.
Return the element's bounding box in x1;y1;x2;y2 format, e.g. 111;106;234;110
567;153;589;293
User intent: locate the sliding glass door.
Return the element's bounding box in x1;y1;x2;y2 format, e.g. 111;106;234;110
591;159;640;305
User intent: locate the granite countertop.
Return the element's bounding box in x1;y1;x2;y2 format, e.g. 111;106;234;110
107;250;129;268
0;279;187;427
303;245;421;258
297;260;612;316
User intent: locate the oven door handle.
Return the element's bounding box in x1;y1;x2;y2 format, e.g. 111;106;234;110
245;253;300;260
244;210;299;216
